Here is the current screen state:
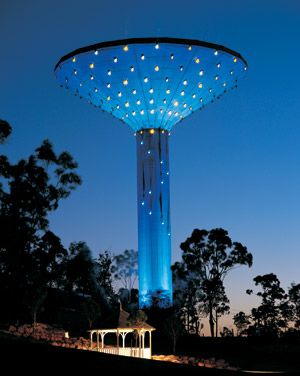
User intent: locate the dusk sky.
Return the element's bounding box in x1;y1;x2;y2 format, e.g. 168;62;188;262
1;0;300;329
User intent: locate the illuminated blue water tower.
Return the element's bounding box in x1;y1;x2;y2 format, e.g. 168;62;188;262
54;37;247;308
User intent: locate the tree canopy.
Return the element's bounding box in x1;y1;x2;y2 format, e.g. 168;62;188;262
172;228;253;337
0;119;12;144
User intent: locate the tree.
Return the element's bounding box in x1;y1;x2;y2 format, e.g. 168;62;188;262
127;308;148;348
220;326;234;337
196;278;230;337
288;283;300;328
39;231;68;289
172;267;201;334
112;249;138;303
210;281;230;337
96;251;116;306
22;230;68;325
0;124;81;323
174;228;253;337
80;297;101;328
247;273;290;336
0;119;12;144
23;280;47;326
233;311;251;336
162;309;184;353
65;241;96;296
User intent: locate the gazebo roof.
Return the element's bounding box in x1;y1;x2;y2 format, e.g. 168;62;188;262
117;323;155;331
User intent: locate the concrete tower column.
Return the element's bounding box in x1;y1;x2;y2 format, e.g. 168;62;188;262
136;128;172;308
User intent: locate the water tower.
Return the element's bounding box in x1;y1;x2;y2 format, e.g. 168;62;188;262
55;37;247;307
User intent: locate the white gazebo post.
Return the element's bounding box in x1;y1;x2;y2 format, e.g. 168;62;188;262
142;331;145;359
120;332;126;348
97;331;100;351
138;331;141;358
117;329;119;354
100;331;106;349
149;331;152;357
90;331;93;349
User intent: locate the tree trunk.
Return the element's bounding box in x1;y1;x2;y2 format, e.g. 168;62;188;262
33;310;37;333
215;312;218;337
209;305;214;337
172;329;176;354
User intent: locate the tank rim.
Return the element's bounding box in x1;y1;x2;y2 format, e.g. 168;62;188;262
54;36;248;71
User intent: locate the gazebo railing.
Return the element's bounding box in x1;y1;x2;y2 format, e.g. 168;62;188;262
96;346;151;359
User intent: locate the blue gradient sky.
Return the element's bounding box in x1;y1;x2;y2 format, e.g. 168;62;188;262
1;0;300;330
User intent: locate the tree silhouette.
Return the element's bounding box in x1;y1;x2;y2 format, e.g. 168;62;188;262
247;273;290;336
0;122;81;323
39;231;68;289
288;283;300;328
233;311;251;336
79;297;101;329
172;262;203;335
96;251;116;308
162;309;184;353
22;230;68;324
0;119;11;144
112;249;138;303
220;326;234;337
65;241;96;296
210;281;230;337
173;228;253;337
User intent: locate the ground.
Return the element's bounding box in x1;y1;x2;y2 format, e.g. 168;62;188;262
0;332;298;375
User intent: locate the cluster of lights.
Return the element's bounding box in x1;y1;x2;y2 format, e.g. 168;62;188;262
138;129;169;135
87;58;211;81
61;41;246;131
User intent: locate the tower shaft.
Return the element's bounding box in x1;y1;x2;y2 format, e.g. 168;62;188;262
136;129;172;308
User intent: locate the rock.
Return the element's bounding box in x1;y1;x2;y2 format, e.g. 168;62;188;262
8;326;16;333
226;366;239;371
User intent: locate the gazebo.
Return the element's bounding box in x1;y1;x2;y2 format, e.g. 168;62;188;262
89;307;155;359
